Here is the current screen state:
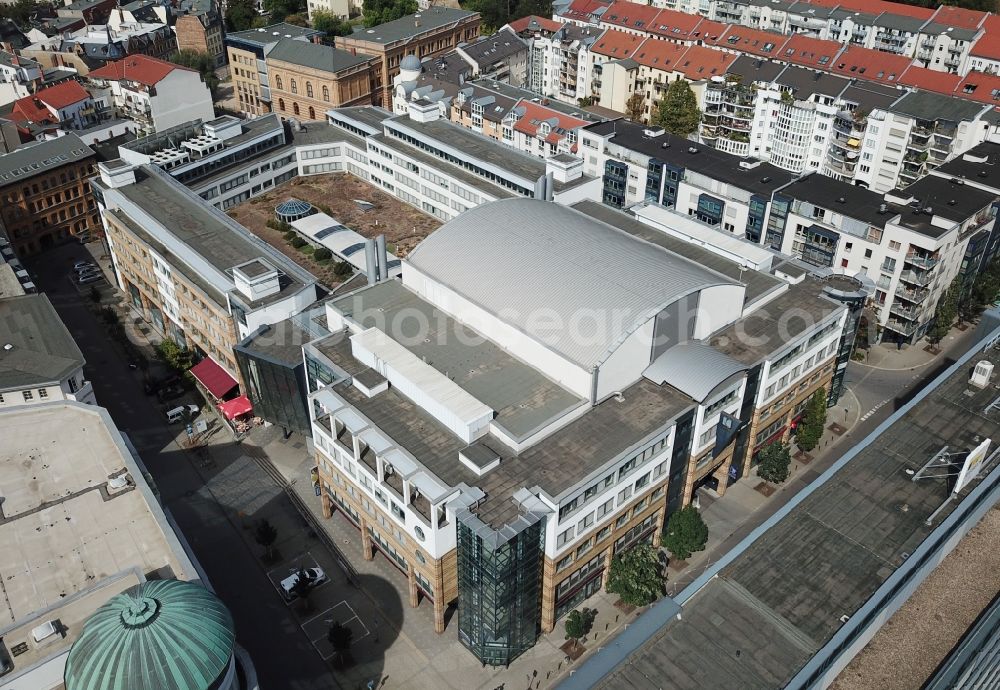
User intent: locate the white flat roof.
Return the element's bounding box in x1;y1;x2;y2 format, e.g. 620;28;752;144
632;203;775;272
291;212;401;276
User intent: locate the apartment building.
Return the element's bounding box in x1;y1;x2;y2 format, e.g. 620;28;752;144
453;28;528;87
0;133;99;255
304;196;851;665
93;162;319;381
226;23;322;117
335;7;481;108
174;0;226;67
9;80;98;138
507;16;600;100
267;39;380;120
695;56;997;187
579;117;793;242
88;54;214;134
771;172;998;344
0;293;96;407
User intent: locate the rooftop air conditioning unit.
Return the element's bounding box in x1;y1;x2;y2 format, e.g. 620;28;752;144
971;361;993;389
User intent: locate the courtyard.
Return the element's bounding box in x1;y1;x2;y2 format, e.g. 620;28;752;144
226;172;441;287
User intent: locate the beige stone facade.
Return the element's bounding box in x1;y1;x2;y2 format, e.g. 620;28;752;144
267;56;377;121
103;210;242;378
335;13;481;108
229;45;267;117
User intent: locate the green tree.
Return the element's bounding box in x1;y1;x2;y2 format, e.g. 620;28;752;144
757;441;791;484
225;0;258;31
89;284;102;303
795;388;827;452
333;260;354;278
652;79;701;138
327;620;353;667
314;247;333;261
284;11;308;25
361;0;416;27
312;8;355;36
564;609;586;643
606;544;662;607
254;519;278;560
170;50;219;98
0;0;44;28
928;279;959;345
661;505;708;560
264;0;305;22
155;338;194;372
624;92;645;123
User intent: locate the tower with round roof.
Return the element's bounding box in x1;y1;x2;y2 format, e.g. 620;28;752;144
64;579;238;690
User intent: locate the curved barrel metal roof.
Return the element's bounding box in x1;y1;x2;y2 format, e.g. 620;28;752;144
406;198;739;369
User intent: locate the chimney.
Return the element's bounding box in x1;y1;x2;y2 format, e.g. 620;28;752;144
545;171;554;202
376;234;388;280
364;238;378;284
351;47;356;55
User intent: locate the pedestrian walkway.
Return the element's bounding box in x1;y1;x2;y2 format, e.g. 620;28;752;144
857;324;977;371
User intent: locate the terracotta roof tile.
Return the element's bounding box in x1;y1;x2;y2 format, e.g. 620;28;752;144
600;1;662;32
956;71;1000;105
971;16;1000;60
778;33;842;69
511;99;589;143
591;28;644;58
708;26;788;59
507;15;563;34
898;65;962;95
632;36;687;71
646;7;703;39
929;5;988;30
831;45;911;84
672;45;736;80
89;54;192;86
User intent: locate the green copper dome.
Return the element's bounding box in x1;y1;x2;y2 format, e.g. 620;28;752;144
64;580;236;690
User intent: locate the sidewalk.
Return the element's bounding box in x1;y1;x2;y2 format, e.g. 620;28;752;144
664;383;863;597
857;324;977;371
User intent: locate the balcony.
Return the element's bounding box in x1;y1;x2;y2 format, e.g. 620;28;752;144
359;445;378;476
904;252;938;269
889;301;920;320
898;269;933;286
885;318;918;337
895;284;929;303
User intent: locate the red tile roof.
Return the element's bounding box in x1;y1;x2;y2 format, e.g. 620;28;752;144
831;46;911;84
778;34;842;69
672;44;736;80
512;99;589;144
631;36;687;71
560;0;610;22
507;15;563;34
35;80;90;109
690;19;727;42
971;15;1000;60
824;0;933;20
708;25;786;59
600;1;662;32
89;55;192;86
898;65;962;95
11;81;90;126
955;71;1000;105
646;7;703;40
929;5;988;30
591;28;644;58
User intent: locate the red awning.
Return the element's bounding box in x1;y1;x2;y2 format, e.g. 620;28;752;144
190;357;238;399
219;395;253;420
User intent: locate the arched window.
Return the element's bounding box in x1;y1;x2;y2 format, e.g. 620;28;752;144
275;75;282;90
322;85;329;102
290;78;297;94
306;82;313;98
308;106;315;119
293;102;300;115
278;98;285;111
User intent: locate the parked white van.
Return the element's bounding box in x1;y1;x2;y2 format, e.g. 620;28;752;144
165;404;199;424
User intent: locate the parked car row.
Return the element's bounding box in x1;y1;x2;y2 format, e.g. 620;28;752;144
72;261;104;285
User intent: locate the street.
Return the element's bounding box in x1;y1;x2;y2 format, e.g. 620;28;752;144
28;244;338;690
